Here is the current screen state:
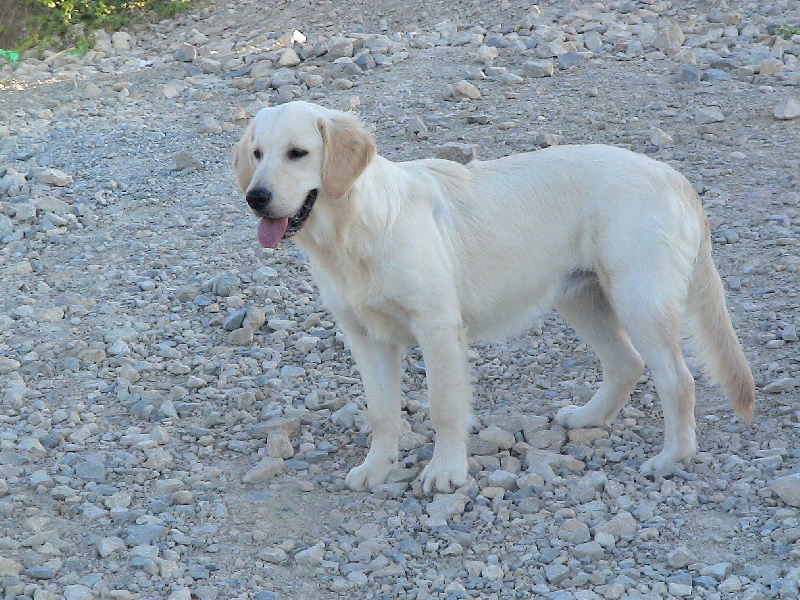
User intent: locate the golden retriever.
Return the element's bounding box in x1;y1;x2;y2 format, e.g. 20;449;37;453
233;101;754;493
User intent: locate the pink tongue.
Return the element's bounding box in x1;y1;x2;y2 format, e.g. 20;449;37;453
257;217;289;248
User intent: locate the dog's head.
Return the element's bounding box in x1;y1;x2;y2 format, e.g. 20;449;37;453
233;101;376;248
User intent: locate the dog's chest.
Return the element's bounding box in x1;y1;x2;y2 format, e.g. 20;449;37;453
311;258;417;345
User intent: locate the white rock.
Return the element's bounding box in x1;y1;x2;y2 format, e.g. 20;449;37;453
295;542;325;567
112;32;133;51
278;48;302;67
476;45;499;64
774;96;800;120
0;558;22;576
243;456;285;483
39;168;74;186
447;80;482;100
523;59;554;78
63;585;95;600
597;511;638;540
258;547;287;564
695;106;725;124
668;545;698;568
650;127;674;146
97;536;127;557
426;494;469;520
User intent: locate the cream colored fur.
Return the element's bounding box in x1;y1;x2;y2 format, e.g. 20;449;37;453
234;101;755;493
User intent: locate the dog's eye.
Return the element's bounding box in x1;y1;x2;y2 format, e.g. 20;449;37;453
287;148;309;160
253;148;262;160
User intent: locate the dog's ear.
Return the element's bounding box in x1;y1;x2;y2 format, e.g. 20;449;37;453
317;114;376;199
233;123;255;194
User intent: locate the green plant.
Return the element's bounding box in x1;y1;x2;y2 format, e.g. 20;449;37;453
779;23;800;40
0;0;193;53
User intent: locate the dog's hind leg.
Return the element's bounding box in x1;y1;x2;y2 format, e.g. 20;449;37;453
344;331;405;491
554;273;645;429
605;274;698;474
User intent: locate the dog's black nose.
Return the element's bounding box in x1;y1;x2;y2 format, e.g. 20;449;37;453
246;188;272;212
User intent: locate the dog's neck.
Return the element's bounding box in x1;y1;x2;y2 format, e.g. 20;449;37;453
298;155;401;261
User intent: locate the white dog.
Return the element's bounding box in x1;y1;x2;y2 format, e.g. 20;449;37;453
233;101;755;493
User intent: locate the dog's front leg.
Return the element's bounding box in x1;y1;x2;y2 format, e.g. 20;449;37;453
415;322;472;494
343;330;404;491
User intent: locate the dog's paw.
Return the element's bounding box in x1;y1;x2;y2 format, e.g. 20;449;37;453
420;456;468;494
554;404;602;429
345;460;394;491
640;447;693;476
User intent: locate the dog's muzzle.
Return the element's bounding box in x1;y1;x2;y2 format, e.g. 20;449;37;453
284;189;318;238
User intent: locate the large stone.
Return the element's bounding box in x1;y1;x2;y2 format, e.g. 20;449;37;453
174;43;197;62
426;493;469;520
570;470;607;503
772;473;800;507
696;106;725;124
243;456;285;483
668;546;698;568
476;45;499;64
597;511;638;540
436;142;477;164
654;24;685;54
39;168;73;186
774;96;800;120
522;59;554;78
558;518;591;544
0;558;22;576
295;542;325;567
278;48;301;67
447;80;482;100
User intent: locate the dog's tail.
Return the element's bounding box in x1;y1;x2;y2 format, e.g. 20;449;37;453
685;233;755;422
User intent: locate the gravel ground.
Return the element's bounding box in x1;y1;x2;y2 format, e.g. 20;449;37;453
1;0;800;599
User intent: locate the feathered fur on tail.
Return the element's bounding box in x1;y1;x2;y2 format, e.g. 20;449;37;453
685;235;755;421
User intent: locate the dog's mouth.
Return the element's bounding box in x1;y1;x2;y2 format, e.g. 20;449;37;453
256;189;318;248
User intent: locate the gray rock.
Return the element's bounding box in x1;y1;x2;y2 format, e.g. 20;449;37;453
242;305;267;329
487;470;518;490
25;565;56;579
426;494;469;520
654;24;685;55
174;43;197;62
125;524;167;546
668;546;698;568
558;518;591;543
570;470;608;503
679;65;703;83
436;142;477;164
701;562;732;581
97;536;126;557
223;308;248;331
771;473;800;507
64;584;95;600
764;377;796;393
75;459;106;482
174;151;204;172
558;52;585;69
243;456;285;483
295;542;325;567
597;511;638;539
258;547;288;564
522;59;554;78
695;106;726;124
197;115;222;134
